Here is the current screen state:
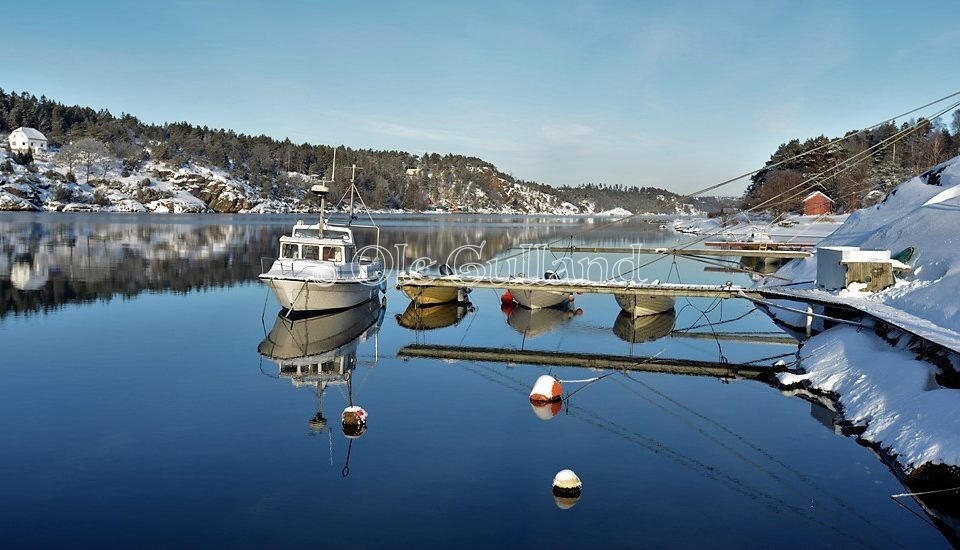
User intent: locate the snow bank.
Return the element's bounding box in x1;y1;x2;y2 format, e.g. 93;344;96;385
786;325;960;471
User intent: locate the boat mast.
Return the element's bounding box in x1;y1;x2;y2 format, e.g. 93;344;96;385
348;164;357;227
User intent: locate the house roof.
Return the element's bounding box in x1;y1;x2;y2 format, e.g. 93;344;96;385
12;127;47;141
803;190;834;203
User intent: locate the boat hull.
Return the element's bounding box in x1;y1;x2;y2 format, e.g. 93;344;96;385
509;288;572;309
261;276;379;312
613;309;676;343
400;284;464;305
614;293;675;318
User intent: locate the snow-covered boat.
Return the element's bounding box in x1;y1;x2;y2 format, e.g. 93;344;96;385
259;161;384;313
614;292;675;318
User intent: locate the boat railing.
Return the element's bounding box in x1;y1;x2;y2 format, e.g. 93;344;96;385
260;256;382;284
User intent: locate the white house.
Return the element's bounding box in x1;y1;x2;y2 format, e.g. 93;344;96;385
8;127;48;154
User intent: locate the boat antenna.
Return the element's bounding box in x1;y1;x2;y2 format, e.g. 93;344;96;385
309;150;336;228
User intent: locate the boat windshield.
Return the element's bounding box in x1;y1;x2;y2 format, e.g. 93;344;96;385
281;243;300;259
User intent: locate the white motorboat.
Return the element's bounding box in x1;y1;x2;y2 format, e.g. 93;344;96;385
259;160;384;313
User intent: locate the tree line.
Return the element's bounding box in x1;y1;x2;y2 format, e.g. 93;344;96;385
2;88;730;212
745;112;960;215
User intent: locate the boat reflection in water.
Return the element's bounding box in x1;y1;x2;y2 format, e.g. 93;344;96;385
503;301;583;339
395;300;475;330
258;297;384;435
612;309;676;343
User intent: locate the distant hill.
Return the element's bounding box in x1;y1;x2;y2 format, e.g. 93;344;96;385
0;89;736;215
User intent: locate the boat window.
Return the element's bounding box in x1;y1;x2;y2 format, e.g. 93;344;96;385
322;246;343;262
301;245;320;260
281;243;300;259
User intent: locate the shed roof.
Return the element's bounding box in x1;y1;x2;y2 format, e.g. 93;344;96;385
803;190;834;203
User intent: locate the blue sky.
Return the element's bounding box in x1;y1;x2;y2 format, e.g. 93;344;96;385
3;0;959;194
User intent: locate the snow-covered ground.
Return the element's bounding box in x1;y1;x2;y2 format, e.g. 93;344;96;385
766;156;960;474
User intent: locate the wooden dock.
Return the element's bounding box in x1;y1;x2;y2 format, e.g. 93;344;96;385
397;274;760;299
704;241;816;252
543;245;810;259
398;344;785;380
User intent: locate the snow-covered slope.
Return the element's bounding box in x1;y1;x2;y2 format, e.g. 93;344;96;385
768;157;960;329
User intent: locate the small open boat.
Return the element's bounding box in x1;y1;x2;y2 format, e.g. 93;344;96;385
508;271;574;309
398;263;469;305
614;292;675;318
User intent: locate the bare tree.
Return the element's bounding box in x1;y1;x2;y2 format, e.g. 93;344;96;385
59;138;110;183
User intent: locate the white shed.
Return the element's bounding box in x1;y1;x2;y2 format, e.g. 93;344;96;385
8;127;48;154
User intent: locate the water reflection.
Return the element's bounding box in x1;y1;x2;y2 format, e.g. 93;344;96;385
258;297;384;434
612;309;676;343
395;301;474;330
504;302;583;339
0;213;599;317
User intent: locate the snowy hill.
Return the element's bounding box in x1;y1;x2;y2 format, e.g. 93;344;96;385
0;147;718;216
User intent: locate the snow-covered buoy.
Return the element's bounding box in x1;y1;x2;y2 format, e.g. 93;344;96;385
529;375;562;404
501;290;514;304
530;399;562;421
552;469;582;508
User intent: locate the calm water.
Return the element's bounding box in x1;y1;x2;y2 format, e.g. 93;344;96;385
0;212;951;548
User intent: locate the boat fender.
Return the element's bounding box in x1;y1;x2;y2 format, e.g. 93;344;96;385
529;375;562;404
501;290;514;303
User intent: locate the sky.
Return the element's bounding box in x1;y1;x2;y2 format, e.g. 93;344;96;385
2;0;959;195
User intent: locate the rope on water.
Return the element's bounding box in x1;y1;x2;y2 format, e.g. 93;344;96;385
890;485;960;499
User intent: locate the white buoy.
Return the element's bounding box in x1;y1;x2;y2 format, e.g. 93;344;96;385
529;375;562;404
552;469;582;508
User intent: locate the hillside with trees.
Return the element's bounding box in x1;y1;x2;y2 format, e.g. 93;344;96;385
0;89;730;215
745;113;960;215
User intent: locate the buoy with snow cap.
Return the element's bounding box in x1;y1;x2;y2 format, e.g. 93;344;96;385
529;374;563;404
552;469;582;509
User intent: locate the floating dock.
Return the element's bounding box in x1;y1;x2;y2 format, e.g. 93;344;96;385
397;274;761;299
398;344;785;380
704;241;816;252
543;245;810;260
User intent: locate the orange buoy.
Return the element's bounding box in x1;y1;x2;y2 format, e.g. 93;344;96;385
501;290;514;304
529;375;563;404
575;308;584;316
